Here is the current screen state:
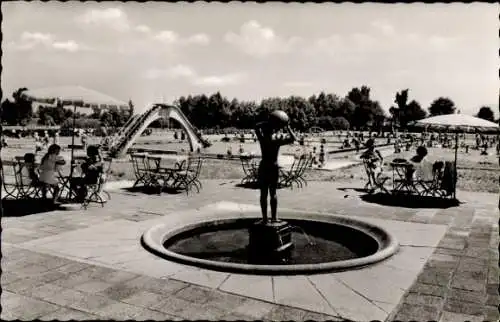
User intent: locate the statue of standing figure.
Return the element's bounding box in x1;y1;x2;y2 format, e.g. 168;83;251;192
254;110;297;224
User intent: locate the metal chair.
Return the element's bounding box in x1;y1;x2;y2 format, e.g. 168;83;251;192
130;153;151;187
82;157;113;209
174;156;203;195
16;160;44;199
416;161;445;197
1;159;23;200
279;154;312;189
240;155;258;185
363;158;390;194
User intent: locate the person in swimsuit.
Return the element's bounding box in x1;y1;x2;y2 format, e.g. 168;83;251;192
254;111;297;224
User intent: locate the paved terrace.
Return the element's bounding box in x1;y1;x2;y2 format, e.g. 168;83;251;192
1;179;499;321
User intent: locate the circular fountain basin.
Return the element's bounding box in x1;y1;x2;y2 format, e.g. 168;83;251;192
141;210;399;275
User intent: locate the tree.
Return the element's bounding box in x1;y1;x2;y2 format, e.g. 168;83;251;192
1;88;33;125
389;89;409;129
389;89;427;129
346;86;385;130
476;106;495;122
128;99;135;117
285;96;316;131
405;100;427;122
428;97;456;116
37;105;70;125
330;116;350;130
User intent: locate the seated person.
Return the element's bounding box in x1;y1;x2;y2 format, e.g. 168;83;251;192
360;139;384;178
20;153;39;186
72;145;104;202
39;144;66;203
409;146;433;181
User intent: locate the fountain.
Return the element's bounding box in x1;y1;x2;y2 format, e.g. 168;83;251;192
141;112;399;274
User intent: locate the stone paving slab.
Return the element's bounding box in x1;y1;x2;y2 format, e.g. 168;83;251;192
2;179;498;321
12;200;447;321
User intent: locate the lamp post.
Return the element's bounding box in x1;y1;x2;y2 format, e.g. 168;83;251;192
69;103;77;180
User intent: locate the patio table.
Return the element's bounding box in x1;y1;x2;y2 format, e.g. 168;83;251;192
147;154;189;191
390;161;418;195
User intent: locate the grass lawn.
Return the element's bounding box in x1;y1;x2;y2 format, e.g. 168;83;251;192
2;136;499;194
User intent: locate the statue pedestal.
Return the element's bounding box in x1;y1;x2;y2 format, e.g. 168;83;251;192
248;220;294;264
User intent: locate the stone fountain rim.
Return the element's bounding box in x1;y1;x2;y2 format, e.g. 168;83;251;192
141;209;400;275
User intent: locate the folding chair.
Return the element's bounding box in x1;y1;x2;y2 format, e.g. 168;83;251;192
417;161;445;197
173;156;203;195
16;160;45;199
130;153;151;187
279;154;312;189
240;156;258;185
1;159;23;200
82;157;113;209
363;158;390;194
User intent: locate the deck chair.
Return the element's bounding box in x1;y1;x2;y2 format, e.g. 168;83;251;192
82;157;113;209
362;158;390;194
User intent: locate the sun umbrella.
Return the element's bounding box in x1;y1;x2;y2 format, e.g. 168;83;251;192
22;86;128;187
410;114;499;198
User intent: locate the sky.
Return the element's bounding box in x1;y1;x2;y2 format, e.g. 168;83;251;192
2;2;498;116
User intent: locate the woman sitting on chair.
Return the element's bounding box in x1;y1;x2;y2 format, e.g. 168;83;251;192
409;146;433;182
39;144;66;204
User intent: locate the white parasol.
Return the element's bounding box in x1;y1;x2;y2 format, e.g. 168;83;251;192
410;114;499;198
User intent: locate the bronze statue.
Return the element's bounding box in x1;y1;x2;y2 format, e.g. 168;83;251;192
254;110;297;223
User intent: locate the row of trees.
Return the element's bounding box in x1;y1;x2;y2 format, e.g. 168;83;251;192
175;87;497;131
1;86;497;132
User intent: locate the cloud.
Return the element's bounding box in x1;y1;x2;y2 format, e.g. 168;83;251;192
310;30;460;57
185;33;210;46
283;81;313;88
193;73;244;86
428;35;460;50
153;31;210;46
52;40;81;52
224;20;300;57
370;20;396;37
309;34;343;56
7;31;86;53
144;64;195;80
135;25;151;33
78;7;130;32
154;30;179;44
9;32;54;50
143;65;244;86
21;31;53;44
